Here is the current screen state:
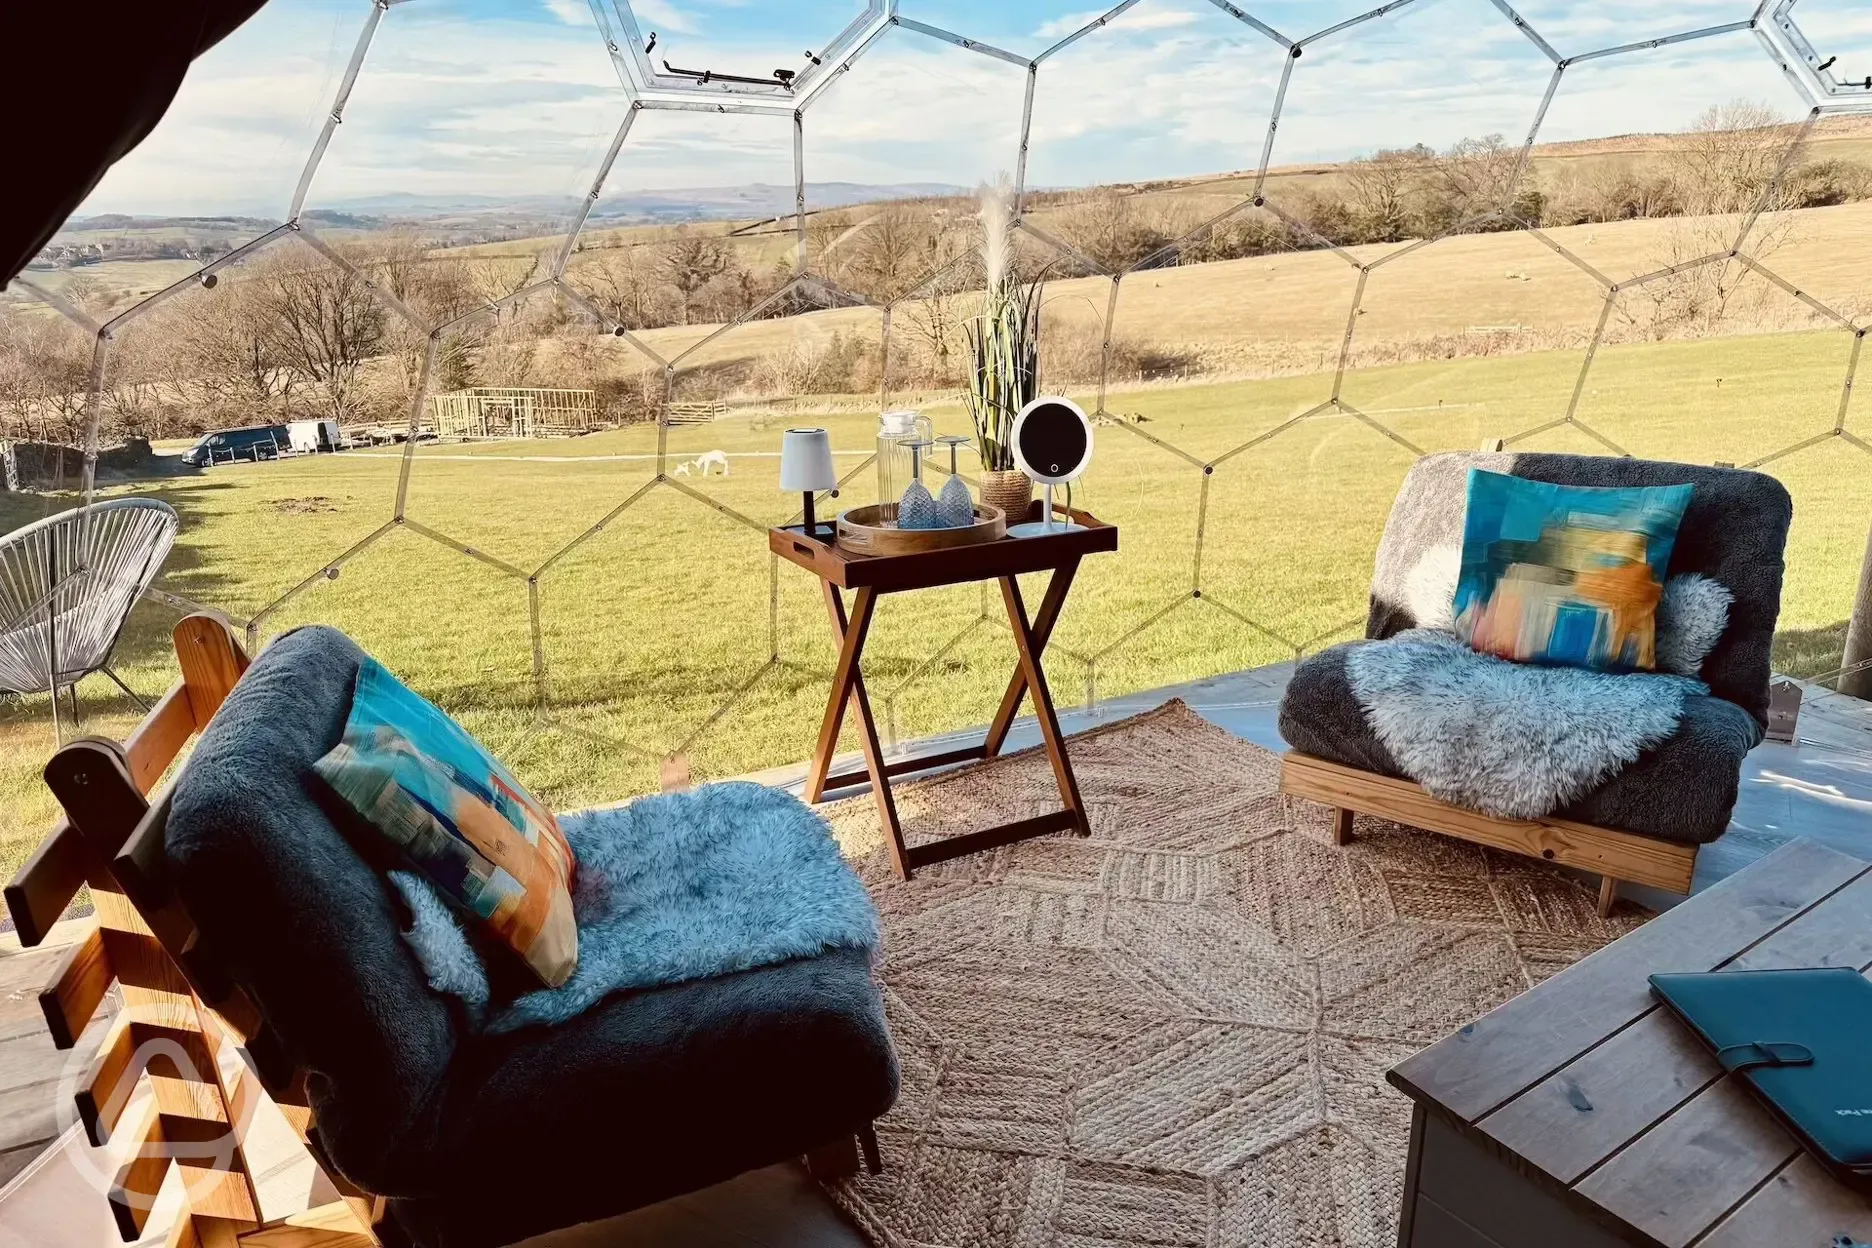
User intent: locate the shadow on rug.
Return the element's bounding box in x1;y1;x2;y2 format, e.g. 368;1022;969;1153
819;699;1647;1248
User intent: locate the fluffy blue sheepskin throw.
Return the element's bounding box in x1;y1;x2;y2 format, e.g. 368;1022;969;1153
391;781;879;1033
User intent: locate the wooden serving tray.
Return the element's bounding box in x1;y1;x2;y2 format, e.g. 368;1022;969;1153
835;503;1006;556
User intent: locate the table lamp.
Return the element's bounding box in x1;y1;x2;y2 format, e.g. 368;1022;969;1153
780;427;838;540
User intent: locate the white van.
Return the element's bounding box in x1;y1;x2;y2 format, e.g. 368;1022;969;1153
288;420;342;454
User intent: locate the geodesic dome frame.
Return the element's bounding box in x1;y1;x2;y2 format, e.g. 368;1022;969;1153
9;0;1872;777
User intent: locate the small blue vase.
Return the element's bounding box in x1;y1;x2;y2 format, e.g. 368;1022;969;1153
897;480;941;530
936;475;974;528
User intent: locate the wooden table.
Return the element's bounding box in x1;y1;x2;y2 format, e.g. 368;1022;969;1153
771;504;1117;879
1388;838;1872;1248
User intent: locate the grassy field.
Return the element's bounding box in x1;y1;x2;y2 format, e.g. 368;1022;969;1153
0;323;1865;889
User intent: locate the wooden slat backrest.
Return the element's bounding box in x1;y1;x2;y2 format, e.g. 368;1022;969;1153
9;615;381;1248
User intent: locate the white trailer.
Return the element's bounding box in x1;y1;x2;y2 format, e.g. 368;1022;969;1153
288;420;341;454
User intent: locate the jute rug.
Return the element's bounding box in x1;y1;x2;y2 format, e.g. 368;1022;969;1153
819;700;1645;1248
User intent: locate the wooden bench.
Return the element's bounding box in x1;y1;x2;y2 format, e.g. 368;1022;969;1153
4;615;390;1248
1389;837;1872;1247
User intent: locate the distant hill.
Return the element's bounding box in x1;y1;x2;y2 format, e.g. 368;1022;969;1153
297;182;971;224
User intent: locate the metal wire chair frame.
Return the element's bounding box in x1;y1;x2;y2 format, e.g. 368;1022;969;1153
0;498;179;742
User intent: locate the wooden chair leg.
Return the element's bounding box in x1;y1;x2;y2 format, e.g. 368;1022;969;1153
1597;874;1618;918
805;1134;860;1182
858;1122;882;1175
1332;807;1355;846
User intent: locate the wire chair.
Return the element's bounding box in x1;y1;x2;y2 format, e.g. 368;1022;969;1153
0;498;179;741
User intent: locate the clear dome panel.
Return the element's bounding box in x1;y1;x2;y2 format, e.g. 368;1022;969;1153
8;0;1872;825
801;22;1030;302
1336;225;1613;453
564;107;802;339
1265;0;1559;227
1021;0;1287;273
295;0;628;302
45;0;359;314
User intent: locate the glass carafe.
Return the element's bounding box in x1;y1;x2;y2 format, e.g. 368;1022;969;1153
877;409;932;510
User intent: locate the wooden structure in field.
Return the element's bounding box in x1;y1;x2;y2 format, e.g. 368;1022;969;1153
4;616;390;1247
426;387;600;439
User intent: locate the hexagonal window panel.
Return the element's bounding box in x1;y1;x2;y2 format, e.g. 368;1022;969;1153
562;106;805;342
1098;235;1359;464
597;1;888;105
1263;0;1560;229
1199;411;1420;659
399;286;666;572
663;293;886;457
49;1;352;309
1573;258;1862;466
1020;1;1289;274
800;21;1032;303
1532;27;1816;288
91;241;410;623
1762;0;1872;112
295;0;630;304
256;525;538;759
1334;225;1618;455
533;482;791;799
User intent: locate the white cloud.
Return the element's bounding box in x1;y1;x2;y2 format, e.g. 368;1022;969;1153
1033;6;1202;42
541;0;590;27
68;0;1836;220
629;0;699;36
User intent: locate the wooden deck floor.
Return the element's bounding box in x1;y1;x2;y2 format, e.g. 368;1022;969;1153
2;665;1868;1247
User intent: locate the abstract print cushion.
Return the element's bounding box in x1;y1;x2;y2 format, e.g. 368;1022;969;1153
314;657;578;986
1454;468;1692;673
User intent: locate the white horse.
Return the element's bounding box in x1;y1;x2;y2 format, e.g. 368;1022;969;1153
692;450;730;477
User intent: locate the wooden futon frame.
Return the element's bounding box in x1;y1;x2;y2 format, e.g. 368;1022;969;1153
5;616;392;1248
1279;752;1700;917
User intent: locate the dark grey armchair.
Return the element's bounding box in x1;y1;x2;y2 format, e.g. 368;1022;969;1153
162;625;899;1248
1277;451;1792;911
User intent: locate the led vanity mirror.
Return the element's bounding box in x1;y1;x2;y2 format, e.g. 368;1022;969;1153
1008;396;1094;538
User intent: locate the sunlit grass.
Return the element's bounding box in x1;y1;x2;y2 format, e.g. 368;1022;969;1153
2;327;1864;890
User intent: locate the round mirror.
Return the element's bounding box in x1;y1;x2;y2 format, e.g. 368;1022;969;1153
1011;396;1093;486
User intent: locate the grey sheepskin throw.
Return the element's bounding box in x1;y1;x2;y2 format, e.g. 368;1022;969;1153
1346;629;1708;819
393;781;879;1033
1656;574;1734;676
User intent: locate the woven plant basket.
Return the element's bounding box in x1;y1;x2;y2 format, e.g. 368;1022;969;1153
979;469;1032;524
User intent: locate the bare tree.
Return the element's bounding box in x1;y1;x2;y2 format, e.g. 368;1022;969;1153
1346;146;1434;241
161;270;300;422
0;306;93;442
838;203;959;302
1434;135;1523;225
574;243;670;330
1671;100;1804;215
261;250;388;423
659;229;734;325
1616;212;1799;341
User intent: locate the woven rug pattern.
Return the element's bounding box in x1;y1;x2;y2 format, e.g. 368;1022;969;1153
821;700;1644;1248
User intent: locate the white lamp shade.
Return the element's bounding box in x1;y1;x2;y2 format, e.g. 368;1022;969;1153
779;427;837;492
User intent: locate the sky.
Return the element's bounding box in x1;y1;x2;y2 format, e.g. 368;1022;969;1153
73;0;1872;219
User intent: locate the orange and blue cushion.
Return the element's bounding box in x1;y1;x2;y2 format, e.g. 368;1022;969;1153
1454;468;1692;673
315;657;578;986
